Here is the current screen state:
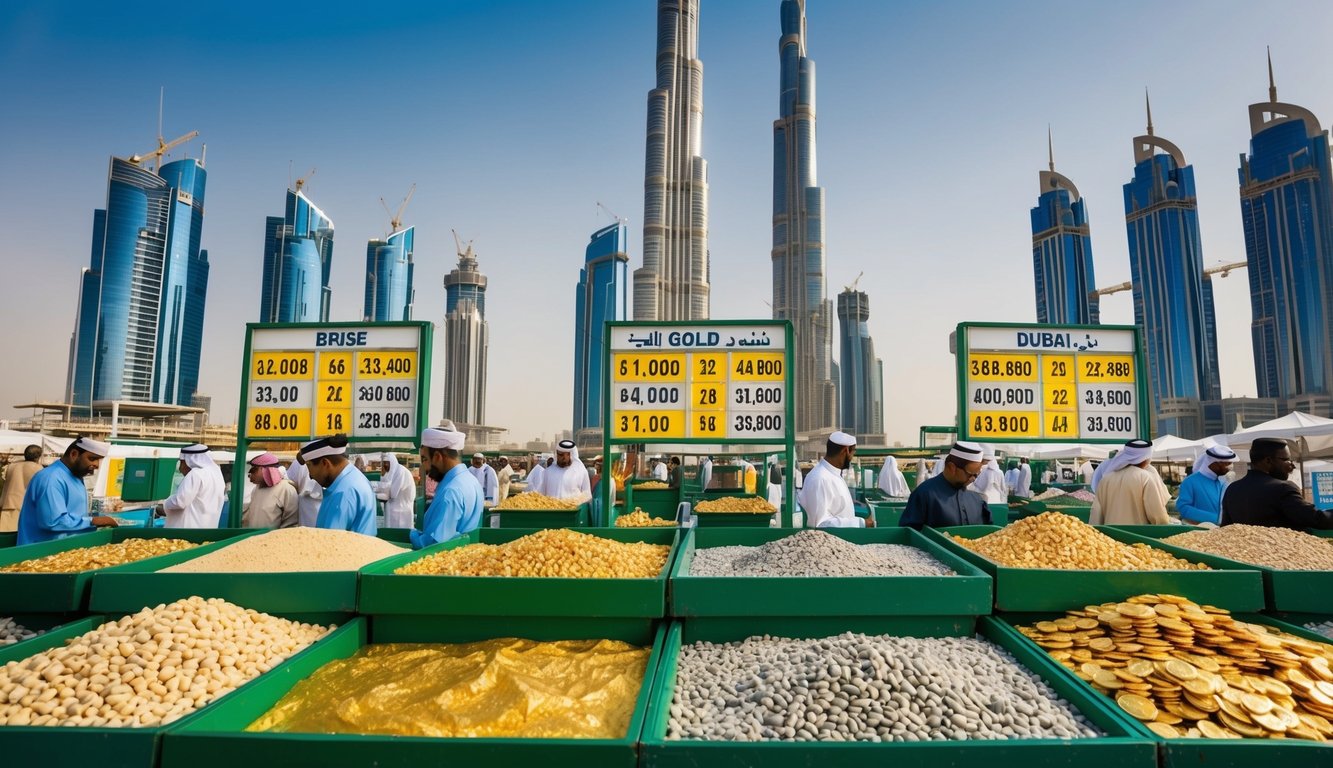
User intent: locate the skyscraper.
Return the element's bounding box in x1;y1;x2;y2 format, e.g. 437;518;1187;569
1032;132;1100;325
573;222;630;433
363;226;415;322
633;0;709;321
1239;54;1333;414
260;186;334;323
772;0;836;433
836;288;884;438
442;238;488;426
67;147;210;410
1123;95;1221;438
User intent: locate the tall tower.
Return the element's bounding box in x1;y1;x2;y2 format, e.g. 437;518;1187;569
67;138;210;410
442;236;489;426
1239;52;1333;414
573;222;630;432
364;227;415;321
772;0;836;433
1124;93;1220;438
836;287;884;438
634;0;709;321
260;186;334;323
1032;131;1100;325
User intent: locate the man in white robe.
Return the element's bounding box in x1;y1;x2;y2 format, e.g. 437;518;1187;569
877;455;910;498
378;452;417;528
797;432;869;529
537;440;591;502
157;444;224;528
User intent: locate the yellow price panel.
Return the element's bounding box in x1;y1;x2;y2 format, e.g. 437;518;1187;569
691;382;725;411
966;353;1038;382
967;411;1040;439
1046;412;1077;439
691;352;727;382
251;351;314;381
316;407;352;435
1043;380;1076;412
730;351;785;381
247;408;311;438
320;351;353;381
1078;354;1135;383
612;410;686;440
690;411;726;439
1043;353;1076;382
316;380;351;409
356;350;417;379
612;353;686;382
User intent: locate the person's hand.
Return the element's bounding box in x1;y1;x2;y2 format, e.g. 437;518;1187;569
152;504;165;518
91;515;119;528
865;515;877;528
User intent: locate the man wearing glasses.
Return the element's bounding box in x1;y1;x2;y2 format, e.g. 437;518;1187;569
899;441;991;530
1222;437;1333;530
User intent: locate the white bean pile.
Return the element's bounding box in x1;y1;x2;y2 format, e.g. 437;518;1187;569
667;632;1100;742
688;530;955;577
0;618;39;646
1162;524;1333;570
0;597;330;728
161;527;405;573
1305;620;1333;641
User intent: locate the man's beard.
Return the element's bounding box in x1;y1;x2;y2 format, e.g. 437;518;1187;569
428;466;445;482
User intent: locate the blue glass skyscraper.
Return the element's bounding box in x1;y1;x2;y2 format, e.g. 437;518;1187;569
363;226;414;321
1239;56;1333;413
1032;134;1100;325
836;288;884;437
260;187;334;323
66;150;210;410
1124;98;1220;438
442;239;488;426
573;223;630;432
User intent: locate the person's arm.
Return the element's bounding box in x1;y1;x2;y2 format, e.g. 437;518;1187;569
1276;483;1333;529
899;490;925;530
163;472;198;513
1175;477;1207;524
1089;496;1104;526
1144;475;1170;525
34;477;97;534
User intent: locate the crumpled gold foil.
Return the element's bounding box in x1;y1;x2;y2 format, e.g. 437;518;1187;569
247;639;650;739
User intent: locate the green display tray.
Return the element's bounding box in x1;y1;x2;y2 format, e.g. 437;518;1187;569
670;528;992;631
996;612;1333;767
638;617;1155;768
868;500;907;527
1109;524;1333;614
359;527;678;620
625;484;682;521
924;525;1265;613
496;502;590;528
161;618;665;768
0;528;258;613
693;493;775;527
0;606;346;768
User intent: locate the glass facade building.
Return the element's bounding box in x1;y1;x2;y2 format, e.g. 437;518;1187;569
573;223;630;432
66;155;209;410
772;0;836;433
634;0;709;321
1032;141;1100;325
836;289;884;438
260;189;334;323
443;242;489;426
1123;111;1221;438
363;226;415;321
1239;68;1333;414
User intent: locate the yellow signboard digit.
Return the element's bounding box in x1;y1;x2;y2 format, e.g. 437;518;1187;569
691;383;725;411
1044;354;1075;382
252;352;314;381
321;352;352;381
1043;380;1076;412
690;412;726;439
691;352;726;382
356;351;416;379
1046;412;1076;439
966;353;1038;383
248;408;310;438
612;410;686;439
612;353;687;382
968;411;1041;439
730;352;785;381
1078;354;1135;383
316;408;351;435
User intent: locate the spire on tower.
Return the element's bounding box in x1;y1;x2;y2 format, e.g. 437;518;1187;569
1145;88;1154;136
1047;125;1055;172
1267;46;1277;103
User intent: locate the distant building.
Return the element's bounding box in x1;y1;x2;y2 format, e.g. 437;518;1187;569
260;187;334;323
836;288;884;438
364;226;415;321
573;222;629;433
67;149;209;410
1239;54;1333;416
442;239;488;426
1203;396;1283;436
1032;133;1099;325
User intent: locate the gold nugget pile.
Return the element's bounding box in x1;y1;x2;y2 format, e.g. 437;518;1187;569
1019;593;1333;740
395;528;670;578
615;508;677;528
494;491;579;510
248;638;649;738
694;496;777;514
0;538;201;573
952;512;1207;570
635;481;670;490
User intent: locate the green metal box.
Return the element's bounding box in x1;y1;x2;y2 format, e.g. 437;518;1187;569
161;618;665;768
924;525;1266;613
625;482;682;521
120;457;181;502
638;618;1156;768
692;492;775;527
496;502;590;528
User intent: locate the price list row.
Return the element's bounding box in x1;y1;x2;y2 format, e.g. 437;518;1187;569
964;352;1139;440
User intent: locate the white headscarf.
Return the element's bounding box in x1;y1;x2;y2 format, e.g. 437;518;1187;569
1090;439;1152;492
878;456;910;497
556;439;578;463
1192;444;1237;480
180;444;218;471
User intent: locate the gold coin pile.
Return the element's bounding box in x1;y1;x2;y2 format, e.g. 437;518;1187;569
493;491;579;510
951;512;1208;571
1018;593;1333;741
395;528;670;578
0;538;201;573
694;496;776;514
615;508;677;528
635;481;670;490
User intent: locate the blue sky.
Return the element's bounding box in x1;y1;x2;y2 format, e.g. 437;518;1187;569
2;1;1331;445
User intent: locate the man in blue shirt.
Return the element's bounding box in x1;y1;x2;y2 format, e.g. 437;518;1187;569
17;436;119;545
1177;445;1236;525
300;434;377;536
411;422;484;550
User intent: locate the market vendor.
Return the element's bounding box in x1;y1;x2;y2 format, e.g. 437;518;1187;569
156;444;225;528
536;439;591;501
1176;445;1236;525
1089;439;1168;525
1221;437;1333;530
412;423;483;549
797;432;870;529
876;455;910;498
378;452;418;528
300;434;377;536
243;452;298;528
525;453;550;491
899;441;990;529
468;452;499;506
16;436;119;544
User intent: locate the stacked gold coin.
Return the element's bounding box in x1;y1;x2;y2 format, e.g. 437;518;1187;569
1017;594;1333;741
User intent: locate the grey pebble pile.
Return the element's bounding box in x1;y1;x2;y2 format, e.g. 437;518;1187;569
667;632;1100;742
688;529;955;577
1305;620;1333;641
0;617;39;646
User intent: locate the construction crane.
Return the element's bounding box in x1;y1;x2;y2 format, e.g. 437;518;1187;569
128;130;199;172
452;229;476;261
1089;260;1248;298
596;201;628;225
294;167;316;193
379;183;417;235
845;271;865;292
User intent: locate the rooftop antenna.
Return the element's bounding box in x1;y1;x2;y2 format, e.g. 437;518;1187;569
1267;46;1277;103
379;183;417;238
1145;88;1154;136
1047;125;1055;172
596;201;628;225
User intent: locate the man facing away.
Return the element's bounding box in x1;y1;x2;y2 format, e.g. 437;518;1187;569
1;444;43;533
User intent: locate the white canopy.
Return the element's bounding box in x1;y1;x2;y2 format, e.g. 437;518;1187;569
1218;411;1333;458
1030;444;1112;461
1150;434;1205;462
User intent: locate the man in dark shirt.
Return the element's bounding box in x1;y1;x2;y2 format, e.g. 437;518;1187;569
1221;437;1333;530
667;456;682;489
900;441;991;530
